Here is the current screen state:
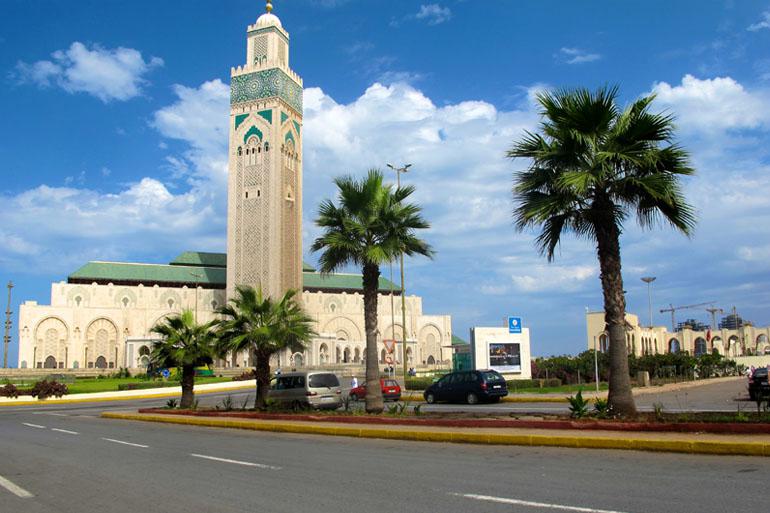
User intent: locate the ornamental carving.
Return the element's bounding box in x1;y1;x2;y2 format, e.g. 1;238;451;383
231;69;303;114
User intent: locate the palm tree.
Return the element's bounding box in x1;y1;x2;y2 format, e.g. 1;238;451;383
508;86;695;416
217;285;315;409
311;169;433;414
150;310;218;409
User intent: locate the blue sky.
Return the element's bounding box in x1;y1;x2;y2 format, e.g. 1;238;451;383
1;0;770;365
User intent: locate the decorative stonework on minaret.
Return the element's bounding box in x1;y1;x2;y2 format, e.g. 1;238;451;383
227;2;303;300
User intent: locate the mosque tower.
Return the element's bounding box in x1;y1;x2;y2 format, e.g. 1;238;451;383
226;1;303;300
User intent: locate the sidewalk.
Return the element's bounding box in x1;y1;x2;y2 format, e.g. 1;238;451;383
102;410;770;457
0;380;256;407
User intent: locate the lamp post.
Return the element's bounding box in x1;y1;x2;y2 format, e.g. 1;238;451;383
387;163;412;385
3;281;13;369
641;276;656;328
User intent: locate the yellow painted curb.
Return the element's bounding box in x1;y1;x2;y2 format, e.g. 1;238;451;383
100;412;770;457
0;383;254;407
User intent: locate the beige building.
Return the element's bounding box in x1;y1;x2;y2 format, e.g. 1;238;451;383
16;6;452;372
586;311;770;358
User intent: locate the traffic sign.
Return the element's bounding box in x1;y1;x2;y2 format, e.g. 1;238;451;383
508;317;522;334
383;339;396;353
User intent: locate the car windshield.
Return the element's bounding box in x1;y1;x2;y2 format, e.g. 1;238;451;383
383;380;398;387
753;368;768;378
309;374;340;388
481;372;504;383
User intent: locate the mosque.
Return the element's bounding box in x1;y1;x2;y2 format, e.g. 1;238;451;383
16;4;452;372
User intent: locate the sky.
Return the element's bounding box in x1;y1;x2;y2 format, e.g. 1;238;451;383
1;0;769;365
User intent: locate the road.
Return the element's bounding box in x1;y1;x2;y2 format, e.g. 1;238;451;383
1;401;768;513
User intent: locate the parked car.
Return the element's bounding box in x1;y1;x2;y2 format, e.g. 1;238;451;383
349;378;401;402
423;370;508;404
749;367;770;400
268;371;342;411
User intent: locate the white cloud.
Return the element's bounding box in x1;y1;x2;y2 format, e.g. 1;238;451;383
509;265;596;293
748;10;770;31
557;47;602;65
15;42;163;102
651;74;770;133
415;4;452;25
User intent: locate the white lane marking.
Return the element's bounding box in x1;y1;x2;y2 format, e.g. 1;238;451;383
455;494;628;513
21;423;46;429
51;428;79;435
190;453;281;470
44;413;69;417
0;474;34;499
101;438;148;448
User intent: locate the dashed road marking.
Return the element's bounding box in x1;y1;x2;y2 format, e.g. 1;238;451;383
51;428;79;435
455;493;628;513
0;475;34;499
101;437;148;448
190;453;281;470
21;423;45;429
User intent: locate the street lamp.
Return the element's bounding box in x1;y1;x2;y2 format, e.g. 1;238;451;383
386;163;412;384
641;277;656;328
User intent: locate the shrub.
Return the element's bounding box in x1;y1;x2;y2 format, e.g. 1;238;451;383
165;398;178;409
30;380;68;400
404;376;440;390
117;381;176;391
567;390;589;419
593;398;610;418
0;383;19;398
232;369;257;381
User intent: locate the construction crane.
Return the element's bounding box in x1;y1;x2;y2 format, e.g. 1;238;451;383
705;307;724;331
660;302;715;332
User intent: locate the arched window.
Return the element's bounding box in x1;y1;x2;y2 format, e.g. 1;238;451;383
122;297;129;307
167;299;175;309
74;296;82;307
264;142;270;152
237;146;242;156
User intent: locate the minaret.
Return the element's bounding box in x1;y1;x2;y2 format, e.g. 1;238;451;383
227;1;303;300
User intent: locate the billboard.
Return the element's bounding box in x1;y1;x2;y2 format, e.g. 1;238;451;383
488;342;521;372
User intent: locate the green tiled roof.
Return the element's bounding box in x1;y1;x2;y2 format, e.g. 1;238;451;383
170;252;227;268
68;257;397;293
451;334;468;345
69;262;225;287
302;272;397;293
171;251;317;273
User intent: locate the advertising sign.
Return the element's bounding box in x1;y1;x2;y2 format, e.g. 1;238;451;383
488;343;521;372
508;317;522;334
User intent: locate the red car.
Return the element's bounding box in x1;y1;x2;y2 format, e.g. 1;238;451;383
349;378;401;402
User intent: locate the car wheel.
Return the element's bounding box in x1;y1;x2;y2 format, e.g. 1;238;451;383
466;392;479;405
425;392;436;404
349;393;358;402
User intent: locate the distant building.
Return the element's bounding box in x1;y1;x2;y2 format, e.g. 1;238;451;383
676;318;709;332
586;311;770;358
719;314;748;330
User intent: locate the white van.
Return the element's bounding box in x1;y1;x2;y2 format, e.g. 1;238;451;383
268;371;342;411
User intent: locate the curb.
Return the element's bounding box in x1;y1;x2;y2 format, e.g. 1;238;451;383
0;383;253;407
400;393;570;403
101;412;770;457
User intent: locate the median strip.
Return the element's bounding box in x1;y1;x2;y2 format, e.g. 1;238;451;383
101;412;770;457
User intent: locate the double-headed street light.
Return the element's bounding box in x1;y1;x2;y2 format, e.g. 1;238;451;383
387;163;412;384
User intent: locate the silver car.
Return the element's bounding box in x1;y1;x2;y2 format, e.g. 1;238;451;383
268;371;342;411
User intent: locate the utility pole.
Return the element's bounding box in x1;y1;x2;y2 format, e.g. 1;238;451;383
3;281;13;369
641;277;656;327
387;163;412;385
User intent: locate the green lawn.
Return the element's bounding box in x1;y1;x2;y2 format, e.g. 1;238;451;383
507;383;609;394
60;376;233;395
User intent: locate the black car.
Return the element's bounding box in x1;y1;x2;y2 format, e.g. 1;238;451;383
423;370;508;404
749;367;770;400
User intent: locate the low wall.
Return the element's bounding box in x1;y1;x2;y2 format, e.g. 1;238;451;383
736;356;770;369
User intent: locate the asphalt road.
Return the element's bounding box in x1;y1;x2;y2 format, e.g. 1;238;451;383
1;402;769;513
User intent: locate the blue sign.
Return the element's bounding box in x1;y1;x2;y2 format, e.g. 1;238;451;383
508;317;522;334
161;369;170;379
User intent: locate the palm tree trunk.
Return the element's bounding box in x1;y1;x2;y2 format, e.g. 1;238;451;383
595;221;637;416
254;349;271;410
362;262;384;414
180;364;195;409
